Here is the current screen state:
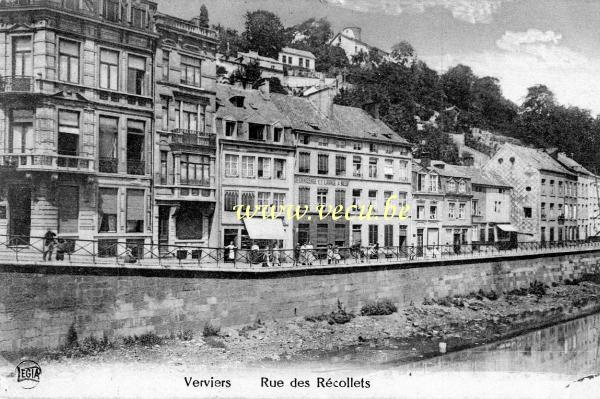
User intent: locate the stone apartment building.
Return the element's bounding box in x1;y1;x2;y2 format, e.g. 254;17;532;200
0;0;156;256
329;27;389;62
215;83;295;249
272;87;413;249
448;164;513;245
485;143;577;243
551;151;600;240
414;160;474;251
153;13;219;255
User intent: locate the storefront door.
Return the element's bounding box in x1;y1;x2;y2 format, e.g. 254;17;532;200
8;185;31;245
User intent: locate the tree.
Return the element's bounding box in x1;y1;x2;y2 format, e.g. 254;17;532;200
391;41;415;66
229;60;262;89
522;84;555;115
198;4;209;27
441;64;476;111
286;18;332;51
243;10;288;59
315;45;349;72
268;77;288;94
213;24;245;56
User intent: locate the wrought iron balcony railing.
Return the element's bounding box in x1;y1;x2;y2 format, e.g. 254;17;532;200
162;129;216;147
99;157;118;173
0;153;94;172
0;76;34;93
127;159;145;175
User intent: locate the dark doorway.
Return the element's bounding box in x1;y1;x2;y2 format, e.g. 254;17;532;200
8;185;31;245
158;206;170;256
416;229;424;257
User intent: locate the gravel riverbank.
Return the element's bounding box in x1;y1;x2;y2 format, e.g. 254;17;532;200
7;276;600;369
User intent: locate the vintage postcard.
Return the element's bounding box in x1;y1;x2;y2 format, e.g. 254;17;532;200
0;0;600;398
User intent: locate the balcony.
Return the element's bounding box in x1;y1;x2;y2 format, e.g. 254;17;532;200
127;160;145;175
99;157;118;173
0;76;35;93
0;0;96;17
0;153;94;173
154;14;218;41
160;129;216;149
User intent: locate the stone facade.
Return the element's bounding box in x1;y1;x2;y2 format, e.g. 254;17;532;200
2;249;600;351
0;1;157;250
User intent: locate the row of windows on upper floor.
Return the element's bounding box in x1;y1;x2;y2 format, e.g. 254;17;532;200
9;36;206;95
541;178;579;197
7;108;147;175
298;133;411;156
297;152;410;181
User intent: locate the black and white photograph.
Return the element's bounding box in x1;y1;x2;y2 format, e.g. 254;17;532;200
1;0;600;397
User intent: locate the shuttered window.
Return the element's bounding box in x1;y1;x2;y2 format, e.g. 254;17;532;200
126;189;144;233
58;186;79;233
98;188;118;232
58;110;79;156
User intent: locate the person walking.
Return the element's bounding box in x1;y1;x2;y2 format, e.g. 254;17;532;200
305;241;315;266
55;238;68;261
43;229;56;261
327;244;334;265
272;242;281;266
224;241;236;263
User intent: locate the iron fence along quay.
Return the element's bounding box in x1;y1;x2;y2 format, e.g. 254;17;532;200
0;235;599;270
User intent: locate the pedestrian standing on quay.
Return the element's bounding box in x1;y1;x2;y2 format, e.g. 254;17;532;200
42;229;57;261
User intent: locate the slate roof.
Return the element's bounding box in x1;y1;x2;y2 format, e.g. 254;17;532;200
439;164;511;188
556;152;594;176
216;84;291;126
270;94;409;145
281;47;316;59
503;143;573;176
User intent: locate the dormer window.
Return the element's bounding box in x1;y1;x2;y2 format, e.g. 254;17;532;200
273;127;283;143
225;120;237;137
103;0;120;22
458;181;466;193
249;123;266;141
131;7;147;28
447;180;456;192
229;96;245;108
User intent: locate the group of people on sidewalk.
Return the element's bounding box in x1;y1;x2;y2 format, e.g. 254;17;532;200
42;230;70;261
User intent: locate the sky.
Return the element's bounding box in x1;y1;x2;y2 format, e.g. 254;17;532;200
159;0;600;115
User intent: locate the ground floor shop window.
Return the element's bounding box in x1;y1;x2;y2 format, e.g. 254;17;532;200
176;202;205;240
297;224;309;245
98;239;117;257
98;188;117;233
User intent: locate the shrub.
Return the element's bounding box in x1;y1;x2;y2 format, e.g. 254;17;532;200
203;323;221;337
177;330;194;341
305;300;355;325
360;298;397;316
66;323;78;348
123;332;163;347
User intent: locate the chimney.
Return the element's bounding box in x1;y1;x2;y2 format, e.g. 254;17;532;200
305;86;335;118
462;154;474;167
421;151;431;168
258;79;270;100
363;102;380;119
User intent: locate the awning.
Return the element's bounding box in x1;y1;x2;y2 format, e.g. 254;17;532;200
497;224;518;232
243;218;286;240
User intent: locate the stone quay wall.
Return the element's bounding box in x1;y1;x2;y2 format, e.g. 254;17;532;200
2;248;600;351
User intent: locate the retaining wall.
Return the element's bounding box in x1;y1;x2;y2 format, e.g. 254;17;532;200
1;249;600;351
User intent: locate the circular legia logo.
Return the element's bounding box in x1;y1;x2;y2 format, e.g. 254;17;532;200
15;360;41;389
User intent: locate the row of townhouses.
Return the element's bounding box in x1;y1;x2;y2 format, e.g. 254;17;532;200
0;0;598;259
